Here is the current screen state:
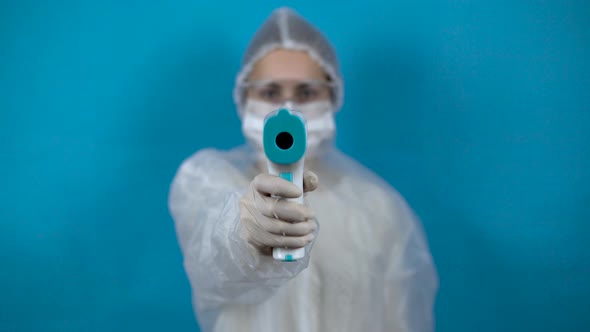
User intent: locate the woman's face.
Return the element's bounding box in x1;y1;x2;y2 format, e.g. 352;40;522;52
245;49;332;105
249;49;325;81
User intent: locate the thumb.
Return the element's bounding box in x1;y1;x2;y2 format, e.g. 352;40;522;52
303;170;319;193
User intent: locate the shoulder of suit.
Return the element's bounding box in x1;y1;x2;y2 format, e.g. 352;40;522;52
334;152;410;217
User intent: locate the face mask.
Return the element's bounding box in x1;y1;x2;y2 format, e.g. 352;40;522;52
241;99;336;158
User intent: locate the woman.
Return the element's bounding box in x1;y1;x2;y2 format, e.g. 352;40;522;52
168;7;438;332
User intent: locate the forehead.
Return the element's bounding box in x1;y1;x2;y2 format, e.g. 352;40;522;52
248;49;326;81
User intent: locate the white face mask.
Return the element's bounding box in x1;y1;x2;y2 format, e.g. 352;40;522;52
241;99;336;158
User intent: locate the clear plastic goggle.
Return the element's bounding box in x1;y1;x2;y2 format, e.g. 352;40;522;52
241;79;335;105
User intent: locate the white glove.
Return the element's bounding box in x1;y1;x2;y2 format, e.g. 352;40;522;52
239;170;319;256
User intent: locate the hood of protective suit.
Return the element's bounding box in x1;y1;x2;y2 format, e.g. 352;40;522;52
232;7;344;117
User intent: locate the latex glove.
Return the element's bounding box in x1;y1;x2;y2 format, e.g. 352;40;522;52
239;170;319;256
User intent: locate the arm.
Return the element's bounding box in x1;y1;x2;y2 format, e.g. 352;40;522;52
167;149;312;313
380;192;439;332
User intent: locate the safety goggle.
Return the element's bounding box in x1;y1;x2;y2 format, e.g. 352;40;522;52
240;79;335;105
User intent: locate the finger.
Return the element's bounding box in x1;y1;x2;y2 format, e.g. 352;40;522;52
303;170;319;193
258;246;273;256
262;233;315;249
253;173;302;198
239;197;259;221
256;195;314;222
263;218;317;237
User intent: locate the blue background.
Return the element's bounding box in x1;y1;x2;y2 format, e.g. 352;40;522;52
1;1;588;331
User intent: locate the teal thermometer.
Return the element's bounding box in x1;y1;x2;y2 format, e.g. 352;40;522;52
263;108;307;262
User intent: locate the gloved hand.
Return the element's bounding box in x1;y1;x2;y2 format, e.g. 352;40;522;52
239;170;319;256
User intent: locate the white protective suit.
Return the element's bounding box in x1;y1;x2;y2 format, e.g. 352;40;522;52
168;7;438;332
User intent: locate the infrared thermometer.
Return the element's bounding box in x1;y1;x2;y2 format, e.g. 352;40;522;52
263;108;307;262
